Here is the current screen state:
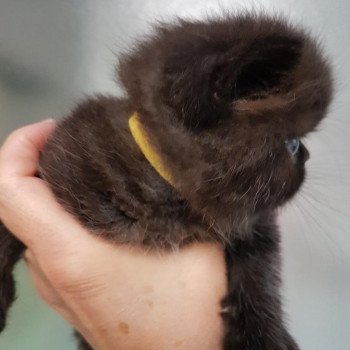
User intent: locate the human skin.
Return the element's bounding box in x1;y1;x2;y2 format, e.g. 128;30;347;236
0;119;227;350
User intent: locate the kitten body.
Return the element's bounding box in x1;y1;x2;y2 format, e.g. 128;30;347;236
0;13;332;350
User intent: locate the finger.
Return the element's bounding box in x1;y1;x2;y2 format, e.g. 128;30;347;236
0;177;93;254
0;119;55;178
24;250;64;306
0;119;91;251
0;119;109;258
24;249;82;327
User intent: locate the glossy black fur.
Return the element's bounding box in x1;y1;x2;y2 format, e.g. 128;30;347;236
0;13;332;349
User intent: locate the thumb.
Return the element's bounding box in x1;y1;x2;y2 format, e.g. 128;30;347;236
0;120;90;254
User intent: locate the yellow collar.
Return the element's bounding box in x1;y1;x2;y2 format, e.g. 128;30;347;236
128;113;174;186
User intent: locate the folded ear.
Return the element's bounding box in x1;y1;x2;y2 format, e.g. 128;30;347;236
232;35;303;99
163;35;302;129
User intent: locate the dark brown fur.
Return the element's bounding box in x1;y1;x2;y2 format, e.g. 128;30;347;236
0;13;332;349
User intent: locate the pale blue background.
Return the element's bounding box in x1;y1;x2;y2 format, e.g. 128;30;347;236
0;1;349;349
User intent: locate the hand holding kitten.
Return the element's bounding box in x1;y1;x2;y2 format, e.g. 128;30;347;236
0;119;227;350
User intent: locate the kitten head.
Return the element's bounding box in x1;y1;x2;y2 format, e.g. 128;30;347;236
118;14;333;230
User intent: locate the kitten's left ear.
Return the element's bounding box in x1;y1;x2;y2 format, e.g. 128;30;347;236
163;35;303;129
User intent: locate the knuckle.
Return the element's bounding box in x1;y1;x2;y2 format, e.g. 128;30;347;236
0;127;31;166
0;177;22;209
47;262;98;298
23;249;35;264
5;128;28;146
0;178;14;208
0;131;26;159
46;257;85;287
37;286;62;309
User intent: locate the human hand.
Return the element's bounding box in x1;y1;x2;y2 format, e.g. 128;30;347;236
0;120;227;350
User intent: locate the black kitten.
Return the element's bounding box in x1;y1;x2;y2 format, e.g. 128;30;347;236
0;13;333;350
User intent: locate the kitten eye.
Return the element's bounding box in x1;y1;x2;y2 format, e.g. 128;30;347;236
285;138;300;156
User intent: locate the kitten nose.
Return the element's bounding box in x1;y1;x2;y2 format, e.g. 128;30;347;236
299;144;310;163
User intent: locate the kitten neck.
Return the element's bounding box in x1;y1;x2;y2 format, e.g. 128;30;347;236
129;112;174;186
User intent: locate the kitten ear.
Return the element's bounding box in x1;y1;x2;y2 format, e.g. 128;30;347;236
232;35;303;99
164;35;302;129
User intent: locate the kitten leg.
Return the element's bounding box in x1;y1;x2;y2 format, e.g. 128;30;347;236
0;224;93;348
75;332;94;350
0;223;25;332
222;223;299;350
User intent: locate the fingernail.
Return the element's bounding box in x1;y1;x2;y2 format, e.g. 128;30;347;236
42;118;55;123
